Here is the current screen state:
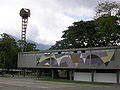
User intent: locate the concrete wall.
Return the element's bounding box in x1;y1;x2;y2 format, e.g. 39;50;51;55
74;72;118;83
18;48;120;69
94;73;116;83
74;72;91;82
18;54;38;67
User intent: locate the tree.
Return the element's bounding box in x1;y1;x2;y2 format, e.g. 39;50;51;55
25;42;37;51
50;20;98;49
0;33;18;69
50;39;71;49
50;1;120;50
95;1;120;18
17;40;37;51
95;15;120;46
94;1;120;46
51;15;120;50
0;33;38;70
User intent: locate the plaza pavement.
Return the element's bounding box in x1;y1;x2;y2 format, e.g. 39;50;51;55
0;77;120;90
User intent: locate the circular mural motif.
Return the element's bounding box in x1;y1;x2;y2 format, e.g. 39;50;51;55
86;54;104;66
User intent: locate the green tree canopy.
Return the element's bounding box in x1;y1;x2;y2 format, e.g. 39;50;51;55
0;33;38;69
51;20;98;49
50;1;120;50
95;1;120;18
17;40;37;52
95;15;120;46
0;33;18;69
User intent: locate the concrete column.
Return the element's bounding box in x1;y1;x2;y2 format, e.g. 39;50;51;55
90;50;92;66
52;69;54;79
36;69;39;78
39;69;41;78
23;69;26;77
25;69;27;76
73;70;75;80
69;70;72;80
91;70;95;82
19;68;21;76
116;70;119;84
50;53;51;68
115;48;118;67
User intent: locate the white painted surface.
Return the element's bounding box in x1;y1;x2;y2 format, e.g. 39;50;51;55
74;72;117;83
94;73;116;83
74;72;91;81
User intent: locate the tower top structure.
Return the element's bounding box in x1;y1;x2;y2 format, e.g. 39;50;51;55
20;8;30;19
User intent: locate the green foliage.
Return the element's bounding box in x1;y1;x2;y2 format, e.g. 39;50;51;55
0;33;38;69
17;40;37;52
95;1;120;18
51;1;120;50
95;15;120;46
0;33;18;69
51;21;98;49
25;42;37;51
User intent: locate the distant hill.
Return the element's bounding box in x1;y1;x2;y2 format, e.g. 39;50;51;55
12;35;52;50
26;40;52;50
36;43;52;50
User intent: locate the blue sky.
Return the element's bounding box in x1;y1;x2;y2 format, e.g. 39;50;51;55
0;0;119;48
64;13;93;21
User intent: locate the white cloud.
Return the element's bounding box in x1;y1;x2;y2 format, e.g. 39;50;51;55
0;0;119;46
27;8;76;45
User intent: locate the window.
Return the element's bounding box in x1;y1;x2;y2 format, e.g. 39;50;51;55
81;50;85;53
74;51;77;53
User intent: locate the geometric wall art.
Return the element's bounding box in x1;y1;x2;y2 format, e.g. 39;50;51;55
35;51;115;68
36;55;57;67
80;52;114;66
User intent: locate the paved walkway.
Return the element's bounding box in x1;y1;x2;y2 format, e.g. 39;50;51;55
0;77;120;90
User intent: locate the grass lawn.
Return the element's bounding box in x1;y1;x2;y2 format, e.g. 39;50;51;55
0;75;11;77
36;79;113;85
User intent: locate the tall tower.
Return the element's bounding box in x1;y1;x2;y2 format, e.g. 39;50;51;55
19;8;30;51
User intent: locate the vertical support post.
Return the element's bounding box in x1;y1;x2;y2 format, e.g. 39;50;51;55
50;53;51;68
117;70;119;84
36;69;39;78
23;69;26;77
26;69;28;75
69;70;73;80
19;68;21;76
90;50;92;66
73;70;75;80
52;69;54;79
115;48;117;67
91;70;95;82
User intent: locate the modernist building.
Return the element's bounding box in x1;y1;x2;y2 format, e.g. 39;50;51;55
18;46;120;83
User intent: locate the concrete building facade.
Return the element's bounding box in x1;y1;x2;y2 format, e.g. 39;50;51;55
18;46;120;83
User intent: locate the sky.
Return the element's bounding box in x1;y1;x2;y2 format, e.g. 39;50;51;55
0;0;119;48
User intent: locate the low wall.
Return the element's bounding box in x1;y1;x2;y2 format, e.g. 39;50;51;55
74;71;120;83
74;72;91;82
94;73;116;83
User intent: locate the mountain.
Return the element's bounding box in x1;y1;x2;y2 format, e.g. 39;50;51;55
36;43;52;50
12;35;52;50
25;40;52;50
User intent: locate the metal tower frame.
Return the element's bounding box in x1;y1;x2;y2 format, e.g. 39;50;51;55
20;8;30;51
21;18;28;41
